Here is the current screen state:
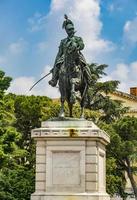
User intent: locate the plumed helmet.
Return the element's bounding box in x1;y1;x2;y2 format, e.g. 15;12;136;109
62;14;74;30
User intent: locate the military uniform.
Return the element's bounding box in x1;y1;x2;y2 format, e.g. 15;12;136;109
49;35;92;87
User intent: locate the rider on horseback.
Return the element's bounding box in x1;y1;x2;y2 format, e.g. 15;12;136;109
49;15;92;91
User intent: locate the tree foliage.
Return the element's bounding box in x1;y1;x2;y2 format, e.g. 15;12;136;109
87;63;128;123
99;117;137;199
112;116;137;198
0;71;24;168
0;70;33;200
0;167;34;200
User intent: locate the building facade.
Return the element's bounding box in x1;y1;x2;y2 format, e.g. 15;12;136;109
110;88;137;117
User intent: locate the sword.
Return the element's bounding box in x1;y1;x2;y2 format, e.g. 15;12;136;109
29;71;52;91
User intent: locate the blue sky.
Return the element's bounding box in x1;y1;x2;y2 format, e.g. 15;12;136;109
0;0;137;97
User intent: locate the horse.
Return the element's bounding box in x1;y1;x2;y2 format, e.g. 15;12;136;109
58;62;88;118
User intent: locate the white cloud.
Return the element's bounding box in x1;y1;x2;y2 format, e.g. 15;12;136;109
102;61;137;93
108;4;115;12
37;41;48;53
28;13;47;32
8;76;35;95
28;0;115;62
51;0;68;11
67;0;115;60
0;55;6;65
130;61;137;81
120;16;137;58
124;17;137;43
8;65;60;98
0;38;28;73
111;63;129;81
8;38;28;55
107;2;123;12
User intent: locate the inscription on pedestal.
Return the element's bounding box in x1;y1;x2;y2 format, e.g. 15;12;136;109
52;152;80;185
46;143;85;192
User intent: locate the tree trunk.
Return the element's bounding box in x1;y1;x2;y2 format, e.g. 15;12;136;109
125;158;137;200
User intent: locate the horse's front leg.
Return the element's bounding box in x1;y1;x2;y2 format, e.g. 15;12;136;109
59;98;65;118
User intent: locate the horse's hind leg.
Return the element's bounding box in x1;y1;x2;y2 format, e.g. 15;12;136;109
80;98;85;119
80;106;84;119
68;102;73;118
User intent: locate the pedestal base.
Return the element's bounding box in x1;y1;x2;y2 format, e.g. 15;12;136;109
31;119;110;200
31;192;110;200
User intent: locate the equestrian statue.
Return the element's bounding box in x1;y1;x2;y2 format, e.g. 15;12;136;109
49;15;92;118
29;14;92;118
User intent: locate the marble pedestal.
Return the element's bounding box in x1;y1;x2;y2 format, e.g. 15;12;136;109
31;118;110;200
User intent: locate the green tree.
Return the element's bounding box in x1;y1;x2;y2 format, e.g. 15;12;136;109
2;93;60;200
0;70;29;199
0;70;24;168
100;117;137;199
0;166;34;200
86;64;136;197
113;116;137;199
106;157;126;197
87;63;128;123
10;95;57;167
0;70;34;200
99;122;127;198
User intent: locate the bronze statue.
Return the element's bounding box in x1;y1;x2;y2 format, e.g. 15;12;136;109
49;15;91;117
49;15;92;118
29;15;92;118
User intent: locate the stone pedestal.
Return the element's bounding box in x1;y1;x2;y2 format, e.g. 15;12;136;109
31;119;110;200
